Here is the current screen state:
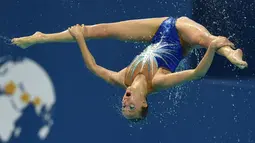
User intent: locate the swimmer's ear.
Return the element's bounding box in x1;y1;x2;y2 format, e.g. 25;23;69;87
142;101;148;107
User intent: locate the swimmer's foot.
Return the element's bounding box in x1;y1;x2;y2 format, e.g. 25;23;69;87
11;32;44;49
227;49;248;69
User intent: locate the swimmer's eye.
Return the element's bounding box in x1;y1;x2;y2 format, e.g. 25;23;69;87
130;104;135;110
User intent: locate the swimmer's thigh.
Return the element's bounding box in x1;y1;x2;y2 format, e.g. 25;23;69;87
176;17;215;48
91;17;168;42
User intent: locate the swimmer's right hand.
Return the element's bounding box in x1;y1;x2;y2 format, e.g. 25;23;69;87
68;24;85;39
209;36;235;51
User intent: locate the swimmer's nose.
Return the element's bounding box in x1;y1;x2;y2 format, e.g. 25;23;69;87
126;92;131;97
123;92;131;102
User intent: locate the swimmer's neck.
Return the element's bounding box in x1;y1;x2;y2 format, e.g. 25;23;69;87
131;74;149;98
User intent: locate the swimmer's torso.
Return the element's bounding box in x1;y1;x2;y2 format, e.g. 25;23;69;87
123;17;191;90
124;42;174;90
124;54;158;90
123;38;188;90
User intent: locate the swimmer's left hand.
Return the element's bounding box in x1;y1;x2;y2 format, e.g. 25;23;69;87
68;24;85;39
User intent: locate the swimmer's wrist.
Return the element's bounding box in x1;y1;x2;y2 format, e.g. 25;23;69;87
208;46;217;52
75;35;84;41
208;38;220;52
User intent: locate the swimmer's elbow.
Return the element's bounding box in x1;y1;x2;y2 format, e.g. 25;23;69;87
85;63;98;76
87;63;98;72
84;58;97;70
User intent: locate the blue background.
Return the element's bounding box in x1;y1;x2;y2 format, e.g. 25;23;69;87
0;0;254;143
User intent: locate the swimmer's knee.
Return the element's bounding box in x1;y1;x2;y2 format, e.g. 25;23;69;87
176;16;191;27
178;16;190;21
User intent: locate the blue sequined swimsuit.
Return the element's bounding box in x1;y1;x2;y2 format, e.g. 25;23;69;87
129;17;183;77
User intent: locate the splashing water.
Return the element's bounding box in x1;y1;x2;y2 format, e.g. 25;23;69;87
61;0;81;9
0;35;13;46
107;0;255;130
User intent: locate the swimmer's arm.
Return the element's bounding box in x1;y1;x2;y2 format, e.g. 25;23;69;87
92;66;127;88
75;36;127;88
152;47;216;91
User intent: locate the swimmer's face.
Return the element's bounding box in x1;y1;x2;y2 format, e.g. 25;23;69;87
121;87;147;120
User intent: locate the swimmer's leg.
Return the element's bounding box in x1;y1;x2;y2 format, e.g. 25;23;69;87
11;31;74;49
12;17;168;49
176;17;248;69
